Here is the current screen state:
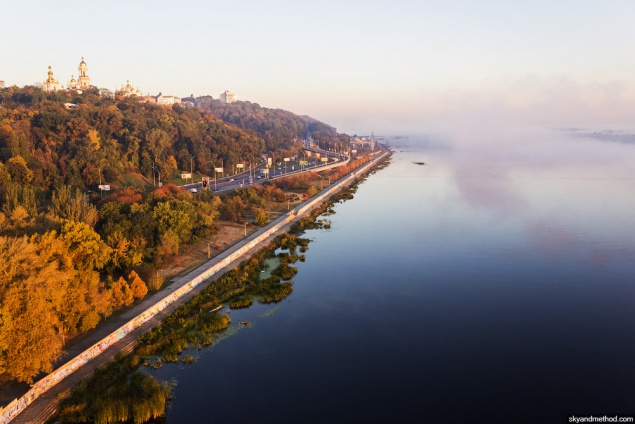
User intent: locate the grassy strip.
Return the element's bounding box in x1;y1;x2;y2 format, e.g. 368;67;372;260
49;155;391;423
229;295;254;309
49;235;304;424
50;360;171;424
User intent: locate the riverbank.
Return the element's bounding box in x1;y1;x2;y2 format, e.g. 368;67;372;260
5;147;391;424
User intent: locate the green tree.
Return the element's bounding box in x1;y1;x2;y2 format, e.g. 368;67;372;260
52;185;99;226
156;229;180;260
152;199;195;243
60;220;112;271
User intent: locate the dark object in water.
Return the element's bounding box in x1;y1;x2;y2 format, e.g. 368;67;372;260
413;161;426;165
239;321;249;325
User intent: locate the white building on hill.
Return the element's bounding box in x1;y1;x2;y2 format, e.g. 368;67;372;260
219;90;236;103
43;66;60;92
67;57;92;92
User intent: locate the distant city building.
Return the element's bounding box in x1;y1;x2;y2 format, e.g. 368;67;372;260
142;93;157;103
67;57;91;92
139;92;181;105
156;92;181;105
43;66;60;92
181;94;200;109
0;81;5;88
181;94;197;104
350;133;377;151
118;80;143;97
219;90;236;103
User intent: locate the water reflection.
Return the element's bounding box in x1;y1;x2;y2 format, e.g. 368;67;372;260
152;131;635;424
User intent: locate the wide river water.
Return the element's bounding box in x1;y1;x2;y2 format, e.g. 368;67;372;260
151;131;635;423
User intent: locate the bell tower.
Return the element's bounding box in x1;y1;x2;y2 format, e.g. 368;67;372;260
77;57;90;89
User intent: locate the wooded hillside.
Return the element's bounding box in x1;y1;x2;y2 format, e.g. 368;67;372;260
0;86;330;383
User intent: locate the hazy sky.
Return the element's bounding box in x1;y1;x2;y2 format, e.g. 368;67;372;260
2;0;635;134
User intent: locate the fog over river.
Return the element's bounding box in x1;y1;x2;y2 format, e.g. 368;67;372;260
151;129;635;423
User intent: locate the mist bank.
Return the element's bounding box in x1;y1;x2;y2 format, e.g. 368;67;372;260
316;76;635;137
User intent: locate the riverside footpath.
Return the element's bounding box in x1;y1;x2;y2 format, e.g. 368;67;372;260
5;147;391;424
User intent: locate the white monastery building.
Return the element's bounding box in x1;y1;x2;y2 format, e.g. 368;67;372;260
67;57;91;91
43;66;60;92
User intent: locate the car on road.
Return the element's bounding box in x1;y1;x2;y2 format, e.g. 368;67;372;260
188;188;198;193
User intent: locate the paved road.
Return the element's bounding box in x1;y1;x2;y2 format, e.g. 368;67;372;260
11;145;389;424
180;144;349;193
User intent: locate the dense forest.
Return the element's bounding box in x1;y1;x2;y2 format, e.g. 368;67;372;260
201;98;350;153
0;86;342;384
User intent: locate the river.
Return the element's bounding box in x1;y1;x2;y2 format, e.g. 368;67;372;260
151;131;635;423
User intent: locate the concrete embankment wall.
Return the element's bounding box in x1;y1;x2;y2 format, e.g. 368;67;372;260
1;148;390;424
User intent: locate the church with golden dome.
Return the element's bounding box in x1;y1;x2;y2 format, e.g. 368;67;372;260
42;66;60;92
67;57;91;92
117;80;143;97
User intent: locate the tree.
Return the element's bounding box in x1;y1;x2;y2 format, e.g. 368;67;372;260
221;196;246;223
0;162;11;185
106;231;131;270
161;155;178;180
156;229;180;260
255;207;269;226
2;183;38;217
147;273;164;291
60;220;112;271
111;276;134;308
152;199;195;243
129;271;148;300
52;185;99;226
0;235;68;382
86;128;101;151
5;155;34;184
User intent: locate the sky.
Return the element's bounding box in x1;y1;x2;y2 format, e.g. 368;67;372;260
2;0;635;134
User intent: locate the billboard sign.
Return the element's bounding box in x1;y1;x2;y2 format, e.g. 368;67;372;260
181;173;192;179
321;157;328;162
98;184;111;191
236;163;244;169
215;167;224;173
283;158;290;162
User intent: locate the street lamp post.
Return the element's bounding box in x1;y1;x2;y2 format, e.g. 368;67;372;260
190;154;198;184
248;155;258;183
211;162;218;191
152;164;161;187
268;152;274;178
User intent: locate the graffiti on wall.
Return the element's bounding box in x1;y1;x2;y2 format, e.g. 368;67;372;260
1;151;390;424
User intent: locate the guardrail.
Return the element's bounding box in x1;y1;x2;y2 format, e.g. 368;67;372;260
1;147;390;424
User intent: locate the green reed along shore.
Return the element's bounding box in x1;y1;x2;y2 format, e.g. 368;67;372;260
48;153;391;424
